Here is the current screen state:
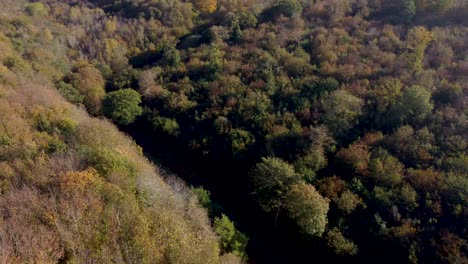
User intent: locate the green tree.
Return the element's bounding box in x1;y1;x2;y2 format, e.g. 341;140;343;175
370;77;403;113
262;0;302;21
294;148;328;182
275;0;302;17
25;2;48;16
230;17;243;43
322;90;363;138
192;186;214;215
285;183;329;237
369;148;404;187
191;186;222;217
250;157;301;214
443;172;468;210
326;228;359;256
102;89;143;125
213;214;249;259
161;44;181;67
56;81;84;105
229;128;255;156
432;0;453;14
369;78;404;128
152;116;180;136
399;184;418;212
398;85;434;124
402;0;416;23
335;190;363;214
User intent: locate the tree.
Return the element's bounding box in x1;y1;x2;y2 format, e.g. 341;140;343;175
161;44;181;67
25;2;48;16
294;126;334;182
435;232;466;263
369;148;404;187
102;89;143;125
335;190;363;214
138;68;164;100
432;0;454;14
326;228;359;256
399;184;418;212
384;126;434;166
250;157;301;214
397;85;433;124
275;0;302;17
321;90;363;138
369;77;403;128
406;168;442;192
229;128;255;156
195;0;217;14
191;186;215;216
336;141;371;176
405;27;434;73
229;17;243;43
262;0;303;21
317;176;347;200
213;214;249;259
56;81;84;105
66;62;106;114
443;172;468;209
294;147;328;182
285;183;329;237
152;116;180;136
401;0;416;23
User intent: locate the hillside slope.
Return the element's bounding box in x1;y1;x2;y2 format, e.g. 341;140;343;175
0;2;237;263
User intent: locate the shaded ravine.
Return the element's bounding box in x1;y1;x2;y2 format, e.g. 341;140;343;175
122;120;338;264
120;121;410;264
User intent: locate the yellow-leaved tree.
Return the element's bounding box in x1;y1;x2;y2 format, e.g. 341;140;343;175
405;26;434;73
194;0;217;14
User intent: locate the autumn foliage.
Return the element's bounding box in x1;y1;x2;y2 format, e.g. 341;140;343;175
195;0;218;14
0;0;467;263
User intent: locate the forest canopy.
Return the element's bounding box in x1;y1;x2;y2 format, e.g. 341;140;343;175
0;0;467;263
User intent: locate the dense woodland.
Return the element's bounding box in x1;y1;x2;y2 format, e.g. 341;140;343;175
0;0;467;263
